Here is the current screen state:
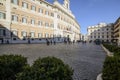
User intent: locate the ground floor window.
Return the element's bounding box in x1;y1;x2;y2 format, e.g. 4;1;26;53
45;33;49;38
12;30;18;36
0;12;6;19
50;34;53;38
21;31;27;37
38;33;42;38
30;32;35;38
0;29;5;36
22;31;27;40
13;38;17;40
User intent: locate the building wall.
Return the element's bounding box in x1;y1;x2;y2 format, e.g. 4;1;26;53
87;23;113;42
0;0;80;43
114;17;120;46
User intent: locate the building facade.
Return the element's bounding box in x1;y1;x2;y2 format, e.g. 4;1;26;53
87;23;113;42
114;17;120;46
0;0;80;43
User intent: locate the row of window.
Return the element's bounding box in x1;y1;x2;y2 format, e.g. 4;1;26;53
12;30;54;38
11;0;78;28
90;35;111;39
0;7;79;31
57;14;77;27
90;40;111;42
11;15;54;27
0;13;74;31
0;29;62;39
90;28;112;32
11;0;54;17
57;25;72;31
90;32;111;35
11;15;74;31
0;12;72;31
23;1;74;26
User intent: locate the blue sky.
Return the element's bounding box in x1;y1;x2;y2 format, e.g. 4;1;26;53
46;0;120;34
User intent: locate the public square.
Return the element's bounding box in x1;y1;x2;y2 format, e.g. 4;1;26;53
0;43;106;80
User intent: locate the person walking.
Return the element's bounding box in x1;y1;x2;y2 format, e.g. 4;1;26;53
7;40;9;44
54;40;56;45
28;38;30;44
50;40;52;45
46;39;49;46
73;40;75;44
1;39;3;44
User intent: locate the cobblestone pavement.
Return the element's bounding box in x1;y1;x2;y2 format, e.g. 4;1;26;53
0;43;106;80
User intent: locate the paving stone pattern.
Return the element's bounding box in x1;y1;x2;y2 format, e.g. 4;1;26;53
0;43;106;80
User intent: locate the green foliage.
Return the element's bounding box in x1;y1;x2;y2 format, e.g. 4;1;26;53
103;44;116;52
114;52;120;56
16;65;33;80
0;55;73;80
0;54;27;80
103;44;120;56
17;57;73;80
102;56;120;80
102;44;120;79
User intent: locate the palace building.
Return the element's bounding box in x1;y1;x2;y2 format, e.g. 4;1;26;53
0;0;81;43
87;23;113;42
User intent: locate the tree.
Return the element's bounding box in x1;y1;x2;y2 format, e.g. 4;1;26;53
17;57;73;80
0;54;27;80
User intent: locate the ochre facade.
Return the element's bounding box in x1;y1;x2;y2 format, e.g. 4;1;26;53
0;0;80;43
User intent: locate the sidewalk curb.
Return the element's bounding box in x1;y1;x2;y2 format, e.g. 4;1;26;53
101;44;113;57
96;73;102;80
